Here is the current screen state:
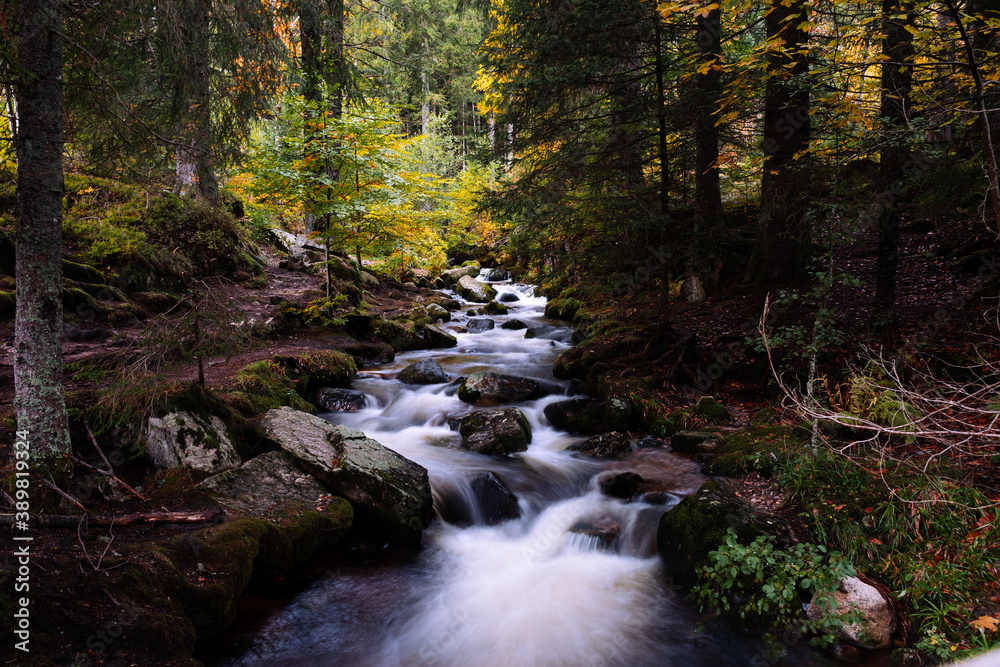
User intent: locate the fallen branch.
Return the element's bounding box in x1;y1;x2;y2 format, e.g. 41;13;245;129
83;421;148;502
0;510;224;528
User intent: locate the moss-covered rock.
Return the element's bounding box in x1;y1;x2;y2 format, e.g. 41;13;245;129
567;431;632;459
544;297;585;322
62;258;106;284
63;286;107;317
669;430;724;455
656;480;794;587
694;395;732;424
483;300;509;316
543;397;632;434
129;291;180;314
225;359;317;417
699;425;796;477
146;411;241;473
456;275;497;303
284;350;358;393
648;409;694;437
458;408;532;455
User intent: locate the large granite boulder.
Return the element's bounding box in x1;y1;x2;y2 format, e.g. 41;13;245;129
807;577;897;649
398;358;448;384
197;450;352;528
466;318;495;334
656;480;794;587
262;407;433;545
146;412;240;473
458;408;532;456
423;324;459;349
543;397;632;435
425;303;451;322
456;275;497;303
567;431;632;459
458;371;543;405
440;264;480;286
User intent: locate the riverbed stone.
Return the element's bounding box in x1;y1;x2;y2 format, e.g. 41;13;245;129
499;292;520;303
458;407;532;456
262;407;433;545
567;431;633;459
482;268;511;281
670;430;724;455
440;264;480;286
146;411;240;473
656;480;794;587
311;387;368;412
569;515;621;548
423;324;459;349
501;319;529;330
458;371;543;405
483;300;509;315
456;275;497;303
693;395;732;424
466;318;495;334
470;471;521;524
543;397;632;434
426;303;451;322
807;577;897;649
524;325;561;340
599;472;645;500
398;358;448;384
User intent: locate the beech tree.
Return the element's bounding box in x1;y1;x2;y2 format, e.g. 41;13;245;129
15;0;71;460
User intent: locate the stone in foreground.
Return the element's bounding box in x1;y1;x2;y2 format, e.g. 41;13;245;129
456;275;498;303
146;411;240;473
262;407;433;545
567;431;633;459
458;407;532;456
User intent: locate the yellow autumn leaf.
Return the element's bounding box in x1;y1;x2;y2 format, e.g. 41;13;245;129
971;616;999;632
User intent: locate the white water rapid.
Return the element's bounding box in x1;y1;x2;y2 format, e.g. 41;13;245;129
216;273;821;667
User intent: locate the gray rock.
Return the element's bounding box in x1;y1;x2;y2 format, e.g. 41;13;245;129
458;371;543;405
500;319;529;330
360;271;379;287
456;275;497;303
524;325;560;340
567;431;632;459
599;472;645;500
426;303;450;322
311;387;368;412
197;450;346;521
670;430;724;455
458;407;532;456
482;268;511;281
807;577;897;649
398;358;448;384
146;412;240;473
498;292;520;303
262;407;433;545
693;395;732;424
440;264;481;286
423;324;458;349
466;318;495;334
439;298;462;311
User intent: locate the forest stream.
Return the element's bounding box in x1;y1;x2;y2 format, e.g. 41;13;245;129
208;273;843;667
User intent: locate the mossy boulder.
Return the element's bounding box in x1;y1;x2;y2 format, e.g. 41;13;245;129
656;480;794;587
146;411;241;473
456;275;497;303
225;359;317;417
693;395;732;424
426;303;450;322
439;264;480;286
262;407;433;545
543;397;632;434
129;291;180;314
458;408;532;456
669;430;724;455
483;300;508;316
699;426;796;477
62;258;106;284
648;409;694;437
284;350;358;393
63;285;107;317
398;358;448;384
458;371;543;405
343;340;396;367
544;297;585;322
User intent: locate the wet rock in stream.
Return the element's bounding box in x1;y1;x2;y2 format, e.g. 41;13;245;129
458;407;533;456
458;371;543;405
398;358;448;384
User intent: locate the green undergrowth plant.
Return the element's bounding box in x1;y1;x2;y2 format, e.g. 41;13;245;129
692;529;857;653
773;447;1000;662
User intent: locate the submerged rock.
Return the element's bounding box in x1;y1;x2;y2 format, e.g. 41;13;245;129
458;371;543;405
458;407;532;456
599;472;645;500
262;407;433;545
466;318;495;334
807;577;897;649
398;358;448;384
311;387;368;412
567;431;632;459
456;275;497;303
569;515;621;548
544;397;632;434
146;411;240;473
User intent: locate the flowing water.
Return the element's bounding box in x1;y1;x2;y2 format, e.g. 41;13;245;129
216;274;831;667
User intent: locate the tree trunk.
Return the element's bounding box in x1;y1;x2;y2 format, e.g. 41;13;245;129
15;0;71;461
750;0;811;284
874;0;914;322
694;2;723;230
653;13;669;215
183;0;218;205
